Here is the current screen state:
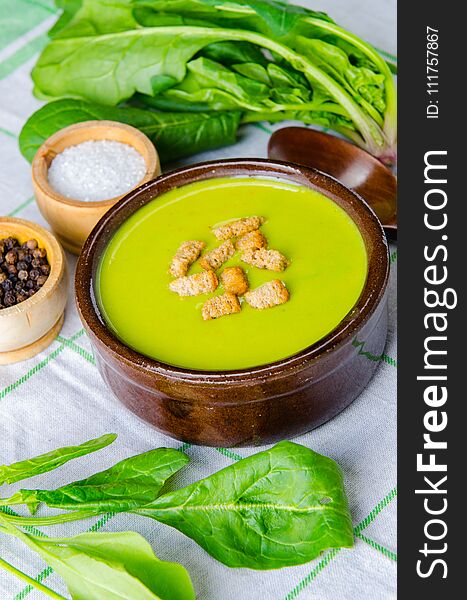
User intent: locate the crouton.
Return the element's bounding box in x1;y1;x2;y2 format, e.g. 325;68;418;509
213;216;265;240
241;248;289;272
202;292;241;320
221;267;249;295
169;240;206;277
199;240;235;271
169;270;218;296
236;230;267;252
245;280;289;309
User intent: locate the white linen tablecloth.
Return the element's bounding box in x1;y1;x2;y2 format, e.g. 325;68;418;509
0;1;397;598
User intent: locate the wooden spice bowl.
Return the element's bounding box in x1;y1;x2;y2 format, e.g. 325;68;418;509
76;159;390;447
0;217;67;365
32;120;160;255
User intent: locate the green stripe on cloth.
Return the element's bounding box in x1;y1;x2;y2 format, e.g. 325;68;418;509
251;122;273;135
0;126;16;139
354;487;397;534
0;0;55;52
0;33;48;81
216;447;244;462
0;507;45;539
56;335;95;365
8;197;35;217
0;330;85;402
21;0;57;13
284;486;397;599
284;548;341;600
355;532;397;562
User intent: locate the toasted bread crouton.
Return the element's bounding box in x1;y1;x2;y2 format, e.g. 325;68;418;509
213;216;265;240
199;240;235;271
169;270;218;296
221;267;249;295
169;240;206;277
241;248;288;272
236;230;267;252
202;292;241;320
245;280;289;309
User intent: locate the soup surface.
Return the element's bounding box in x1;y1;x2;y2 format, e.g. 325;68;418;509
96;177;367;370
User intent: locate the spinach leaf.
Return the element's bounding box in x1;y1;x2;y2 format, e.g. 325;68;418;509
135;441;354;569
0;515;195;600
232;62;271;85
15;448;189;514
294;37;386;123
0;434;116;486
19;99;241;163
50;0;139;39
134;0;332;39
200;40;268;66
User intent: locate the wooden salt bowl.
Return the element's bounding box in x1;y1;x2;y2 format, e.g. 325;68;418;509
32;120;160;254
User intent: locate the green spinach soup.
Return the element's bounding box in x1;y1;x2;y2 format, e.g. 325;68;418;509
96;177;367;370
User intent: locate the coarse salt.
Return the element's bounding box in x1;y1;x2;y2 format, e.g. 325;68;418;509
47;139;147;202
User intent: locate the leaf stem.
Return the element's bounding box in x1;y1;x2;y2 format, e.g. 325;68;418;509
0;556;67;599
0;509;101;526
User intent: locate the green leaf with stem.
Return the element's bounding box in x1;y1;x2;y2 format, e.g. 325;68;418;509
19;99;241;163
3;448;189;514
135;441;354;569
0;515;195;600
0;434;116;486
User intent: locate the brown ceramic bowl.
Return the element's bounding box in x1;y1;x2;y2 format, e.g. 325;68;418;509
76;159;389;447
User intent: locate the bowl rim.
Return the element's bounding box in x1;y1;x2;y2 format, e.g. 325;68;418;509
31;119;159;209
75;158;389;382
0;216;65;318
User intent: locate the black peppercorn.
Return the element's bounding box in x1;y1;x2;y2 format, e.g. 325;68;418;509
32;247;46;259
5;251;16;264
36;275;48;287
0;236;51;309
26;239;38;251
4;291;16;306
